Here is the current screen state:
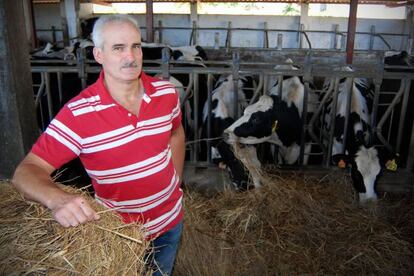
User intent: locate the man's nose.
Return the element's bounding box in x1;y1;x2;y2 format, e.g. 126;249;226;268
123;48;135;60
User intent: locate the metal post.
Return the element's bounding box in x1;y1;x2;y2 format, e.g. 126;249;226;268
193;73;199;162
263;22;269;48
214;32;220;49
158;20;163;43
225;21;232;50
369;25;375;51
396;79;411;153
232;51;240;119
299;24;304;48
77;48;86;89
206;74;213;163
333;24;339;49
161;47;170;80
326;78;341;165
192;21;198;45
277;33;283;50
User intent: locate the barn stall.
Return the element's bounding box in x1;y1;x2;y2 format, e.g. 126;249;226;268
1;0;414;274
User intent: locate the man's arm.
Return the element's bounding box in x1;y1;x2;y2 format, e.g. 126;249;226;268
170;124;186;182
11;153;99;227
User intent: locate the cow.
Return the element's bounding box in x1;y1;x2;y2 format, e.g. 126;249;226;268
198;74;256;190
223;61;316;188
317;65;401;202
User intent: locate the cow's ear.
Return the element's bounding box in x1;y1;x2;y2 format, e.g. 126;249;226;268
332;154;351;169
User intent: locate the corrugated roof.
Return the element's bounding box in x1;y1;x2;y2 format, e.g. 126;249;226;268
33;0;413;4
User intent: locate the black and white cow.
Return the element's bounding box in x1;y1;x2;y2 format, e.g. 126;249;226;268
223;61;317;187
319;66;400;202
199;74;256;190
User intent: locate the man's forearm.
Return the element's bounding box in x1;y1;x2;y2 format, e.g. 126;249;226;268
11;153;99;227
170;124;186;181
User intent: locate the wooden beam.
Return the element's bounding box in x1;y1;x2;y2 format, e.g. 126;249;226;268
0;1;38;178
146;0;154;42
346;0;358;65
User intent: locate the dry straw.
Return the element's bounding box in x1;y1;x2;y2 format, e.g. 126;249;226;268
175;144;414;275
0;181;149;275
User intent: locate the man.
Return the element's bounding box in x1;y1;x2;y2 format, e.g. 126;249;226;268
12;14;185;275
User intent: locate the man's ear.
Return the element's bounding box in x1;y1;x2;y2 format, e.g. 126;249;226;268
93;47;103;64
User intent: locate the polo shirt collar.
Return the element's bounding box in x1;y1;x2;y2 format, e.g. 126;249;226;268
96;70;155;105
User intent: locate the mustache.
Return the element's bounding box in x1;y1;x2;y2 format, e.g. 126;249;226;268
122;61;138;68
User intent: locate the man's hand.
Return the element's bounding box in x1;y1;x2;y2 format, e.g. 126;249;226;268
12;152;100;228
50;194;100;228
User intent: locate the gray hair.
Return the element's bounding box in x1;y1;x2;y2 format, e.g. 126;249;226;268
92;14;140;48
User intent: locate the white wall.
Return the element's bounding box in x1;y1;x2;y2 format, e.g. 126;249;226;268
33;4;410;51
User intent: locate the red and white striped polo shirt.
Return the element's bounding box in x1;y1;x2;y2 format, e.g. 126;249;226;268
31;71;183;239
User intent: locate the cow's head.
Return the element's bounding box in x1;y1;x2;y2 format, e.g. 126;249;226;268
333;146;399;202
224;95;280;145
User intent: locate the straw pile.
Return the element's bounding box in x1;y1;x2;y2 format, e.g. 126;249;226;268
175;170;414;275
0;181;149;275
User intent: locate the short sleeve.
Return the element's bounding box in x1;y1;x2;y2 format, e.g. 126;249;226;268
31;106;83;169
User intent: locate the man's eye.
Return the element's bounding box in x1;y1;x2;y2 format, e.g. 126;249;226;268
133;44;141;49
113;47;123;51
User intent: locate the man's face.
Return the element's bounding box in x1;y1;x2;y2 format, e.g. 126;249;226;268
93;21;143;83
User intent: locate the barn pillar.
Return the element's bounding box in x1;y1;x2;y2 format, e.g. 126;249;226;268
146;0;154;42
22;0;37;49
0;1;38;178
346;0;358;64
63;0;81;43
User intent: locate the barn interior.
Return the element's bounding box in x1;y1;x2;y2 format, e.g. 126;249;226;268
1;0;414;274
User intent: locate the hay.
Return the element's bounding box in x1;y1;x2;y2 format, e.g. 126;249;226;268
0;181;150;275
175;170;414;275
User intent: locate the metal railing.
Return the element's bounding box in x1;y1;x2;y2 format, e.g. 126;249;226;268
30;48;414;171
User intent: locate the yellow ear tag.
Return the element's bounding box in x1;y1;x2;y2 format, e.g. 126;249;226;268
338;159;346;169
272;120;278;132
385;159;397;171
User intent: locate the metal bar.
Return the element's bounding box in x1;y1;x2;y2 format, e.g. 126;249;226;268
376;80;406;152
44;72;53;121
192;20;197;45
162;47;170;80
396;78;411;153
369;25;375;51
333;24;339;49
158;20;163;43
193;73;199;162
57;72;63;106
225;21;232;50
326;78;341;165
206;73;213;164
277;33;283;50
232;50;240;119
407;113;414;170
342;78;353;152
264;22;268;48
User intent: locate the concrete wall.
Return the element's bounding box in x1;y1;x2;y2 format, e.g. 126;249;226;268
33;4;409;51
